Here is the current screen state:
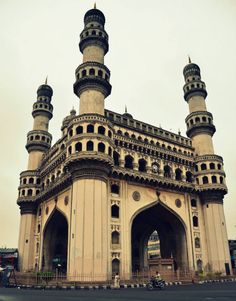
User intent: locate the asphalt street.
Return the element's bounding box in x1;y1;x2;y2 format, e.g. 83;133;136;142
0;282;236;301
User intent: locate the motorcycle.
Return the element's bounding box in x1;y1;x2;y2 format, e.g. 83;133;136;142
146;276;165;290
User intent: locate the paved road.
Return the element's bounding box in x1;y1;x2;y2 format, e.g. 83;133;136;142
0;282;236;301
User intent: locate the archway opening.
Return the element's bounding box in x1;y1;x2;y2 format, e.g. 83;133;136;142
131;203;187;276
43;210;68;273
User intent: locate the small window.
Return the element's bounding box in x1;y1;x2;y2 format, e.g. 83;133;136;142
23;178;27;185
82;69;87;77
202;176;208;184
111;204;119;218
220;176;224;184
175;169;182;181
186;171;193;183
37;224;41;233
113;151;120;166
210;163;215;170
111;184;119;194
138;159;147;172
212;176;217;183
193;216;199;227
201;163;207;170
75;142;82;152
98;70;103;77
76;126;83;135
125;155;133;169
195;237;201;248
29;177;34;184
98;126;105;135
191;199;197;207
87;141;94;151
89;68;95;75
108;146;112;156
112;231;120;244
28;189;33;196
217;164;221;170
98;142;105;153
87;124;94;133
68;146;72;155
108;130;112;138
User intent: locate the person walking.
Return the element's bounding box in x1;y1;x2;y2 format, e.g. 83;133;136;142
114;272;120;289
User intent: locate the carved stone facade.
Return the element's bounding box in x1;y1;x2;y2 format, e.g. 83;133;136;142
17;7;231;280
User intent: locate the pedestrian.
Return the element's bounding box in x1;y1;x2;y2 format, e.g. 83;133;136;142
114;272;120;289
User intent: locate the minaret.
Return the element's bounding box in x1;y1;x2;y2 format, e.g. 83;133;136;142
26;82;53;169
183;61;231;274
66;6;113;280
73;4;111;115
17;82;53;271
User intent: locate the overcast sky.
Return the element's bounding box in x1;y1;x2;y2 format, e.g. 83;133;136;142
0;0;236;247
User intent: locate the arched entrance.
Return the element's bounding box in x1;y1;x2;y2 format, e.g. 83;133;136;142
131;202;188;274
42;210;68;273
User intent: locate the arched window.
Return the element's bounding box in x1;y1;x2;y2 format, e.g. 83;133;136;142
113;151;120;166
87;124;94;133
98;126;105;135
36;178;41;185
38;208;42;216
87;141;94;151
111;204;119;218
164;165;171;178
195;237;200;248
69;129;73;137
108;130;112;138
51;175;55;182
98;142;105;153
201;163;207;170
186;171;193;183
36;189;40;195
82;69;87;77
37;224;41;233
23;178;27;185
195;165;198;172
60;144;65;151
220;176;224;184
202;176;208;184
125;155;133;169
210;163;215;169
98;70;103;77
175;168;182;181
68;146;72;155
35;135;40;140
28;189;33;196
193;216;199;227
46;179;50;186
108;146;112;156
75;142;82;152
111;184;119;194
191;199;197;207
112;258;120;274
195;117;200;123
217;164;221;170
76;126;83;135
196;178;199;185
36;243;39;254
138;159;147;172
197;259;203;272
112;231;120;244
22;190;25;196
211;176;217;183
57;170;61;177
89;68;95;75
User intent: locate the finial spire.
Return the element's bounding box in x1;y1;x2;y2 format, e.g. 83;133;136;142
125;105;127;113
45;76;48;85
94;2;96;9
188;55;191;64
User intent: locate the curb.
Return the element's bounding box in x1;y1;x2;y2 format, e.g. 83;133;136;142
7;278;236;290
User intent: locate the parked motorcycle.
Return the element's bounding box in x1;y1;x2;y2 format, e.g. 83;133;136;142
146;277;165;290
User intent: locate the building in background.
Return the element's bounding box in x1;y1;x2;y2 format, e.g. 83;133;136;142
0;248;18;270
16;6;231;281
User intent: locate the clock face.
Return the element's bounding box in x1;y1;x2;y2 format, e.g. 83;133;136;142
152;164;158;173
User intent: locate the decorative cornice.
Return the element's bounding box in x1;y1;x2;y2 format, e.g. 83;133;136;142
74;76;111;98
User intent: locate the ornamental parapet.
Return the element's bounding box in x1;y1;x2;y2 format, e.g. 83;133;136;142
79;29;109;54
112;167;195;192
186;121;215;138
32;101;53;119
34;173;72;204
73;71;112;98
26;130;52;152
195;154;223;163
196;183;227;194
65;152;113;168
